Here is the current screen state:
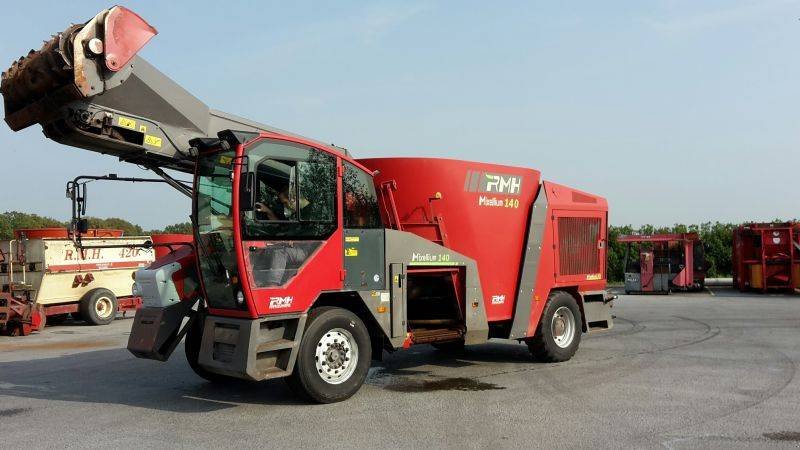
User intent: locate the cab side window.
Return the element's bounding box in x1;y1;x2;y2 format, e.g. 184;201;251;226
241;139;337;239
342;162;382;228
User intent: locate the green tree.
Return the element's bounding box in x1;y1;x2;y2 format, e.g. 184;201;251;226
607;224;634;282
83;217;144;236
153;222;193;235
0;211;66;239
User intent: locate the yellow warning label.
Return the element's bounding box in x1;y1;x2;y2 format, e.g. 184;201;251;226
139;125;147;133
219;155;232;165
586;273;602;281
345;236;360;243
345;247;358;257
144;135;162;148
117;116;136;130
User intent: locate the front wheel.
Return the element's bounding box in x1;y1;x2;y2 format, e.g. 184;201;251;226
286;307;371;403
525;291;582;362
185;312;236;383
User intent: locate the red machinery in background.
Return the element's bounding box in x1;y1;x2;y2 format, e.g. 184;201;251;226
733;222;800;293
619;233;707;294
0;228;153;335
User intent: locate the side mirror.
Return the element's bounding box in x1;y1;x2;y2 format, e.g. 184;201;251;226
239;172;256;212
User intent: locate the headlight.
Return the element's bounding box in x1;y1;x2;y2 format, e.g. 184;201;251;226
132;282;140;297
236;290;245;306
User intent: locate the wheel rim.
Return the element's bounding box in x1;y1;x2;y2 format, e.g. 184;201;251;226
551;306;576;349
95;296;114;319
315;327;359;385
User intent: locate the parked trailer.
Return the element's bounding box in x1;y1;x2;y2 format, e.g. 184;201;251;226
2;5;614;402
618;233;706;294
733;222;800;293
0;228;154;335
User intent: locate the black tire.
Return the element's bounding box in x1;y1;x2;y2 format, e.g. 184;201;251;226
47;314;69;325
79;288;118;325
286;307;371;403
432;340;465;353
3;320;22;336
184;312;233;383
525;291;582;362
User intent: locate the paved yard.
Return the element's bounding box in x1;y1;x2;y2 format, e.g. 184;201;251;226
1;288;799;449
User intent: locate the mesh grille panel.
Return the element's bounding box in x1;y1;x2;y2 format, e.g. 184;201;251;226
558;217;601;276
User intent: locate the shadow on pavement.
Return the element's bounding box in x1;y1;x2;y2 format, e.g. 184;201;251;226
0;340;543;412
0;348;305;412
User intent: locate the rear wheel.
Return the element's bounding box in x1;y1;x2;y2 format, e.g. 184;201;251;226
525;291;582;362
286;307;371;403
79;289;117;325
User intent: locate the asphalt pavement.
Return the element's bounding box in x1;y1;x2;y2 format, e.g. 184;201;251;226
1;287;799;449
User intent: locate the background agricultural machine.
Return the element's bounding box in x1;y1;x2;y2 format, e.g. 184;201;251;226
619;233;706;294
1;5;613;402
733;222;800;293
0;228;152;335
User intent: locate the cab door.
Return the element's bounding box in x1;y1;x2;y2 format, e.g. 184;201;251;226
236;138;344;316
341;161;385;291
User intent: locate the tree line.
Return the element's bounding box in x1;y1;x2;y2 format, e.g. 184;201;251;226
0;211;192;240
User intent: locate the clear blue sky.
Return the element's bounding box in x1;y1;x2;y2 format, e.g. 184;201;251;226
1;1;798;229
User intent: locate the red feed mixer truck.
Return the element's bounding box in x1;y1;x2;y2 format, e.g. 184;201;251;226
1;6;613;402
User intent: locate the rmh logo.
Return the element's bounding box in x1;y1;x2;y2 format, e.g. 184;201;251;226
485;173;521;194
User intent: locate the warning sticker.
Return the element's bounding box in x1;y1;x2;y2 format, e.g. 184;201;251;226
117;116;136;130
144;135;162;148
345;247;358;257
345;236;360;243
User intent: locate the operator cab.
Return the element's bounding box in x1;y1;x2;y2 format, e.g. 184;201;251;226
191;130;383;317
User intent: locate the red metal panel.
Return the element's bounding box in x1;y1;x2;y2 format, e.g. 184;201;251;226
556;217;601;276
150;234;193;259
103;6;158;71
46;260;149;273
552;210;606;285
732;222;799;292
640;251;654;291
359;157;541;322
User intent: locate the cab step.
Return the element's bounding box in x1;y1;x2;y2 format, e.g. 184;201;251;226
410;328;464;345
